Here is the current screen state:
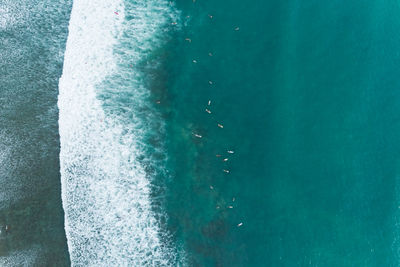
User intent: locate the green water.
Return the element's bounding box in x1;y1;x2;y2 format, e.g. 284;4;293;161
158;0;400;265
3;0;400;265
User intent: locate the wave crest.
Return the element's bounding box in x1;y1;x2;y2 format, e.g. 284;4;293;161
58;0;183;265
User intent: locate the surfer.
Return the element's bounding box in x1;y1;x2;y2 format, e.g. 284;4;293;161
223;169;230;173
194;133;202;138
205;108;211;114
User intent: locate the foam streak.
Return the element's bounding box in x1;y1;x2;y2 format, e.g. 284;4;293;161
58;0;179;265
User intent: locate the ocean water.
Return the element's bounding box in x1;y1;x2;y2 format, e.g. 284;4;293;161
0;0;71;265
3;0;400;266
160;0;400;266
58;0;185;265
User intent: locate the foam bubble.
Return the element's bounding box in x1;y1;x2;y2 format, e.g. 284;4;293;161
0;245;40;266
0;4;19;30
59;0;183;265
0;130;13;209
0;130;26;210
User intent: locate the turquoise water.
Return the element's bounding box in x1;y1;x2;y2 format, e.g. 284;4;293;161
3;0;400;266
159;0;400;266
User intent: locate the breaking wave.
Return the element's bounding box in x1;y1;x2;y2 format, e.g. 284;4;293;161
58;0;183;265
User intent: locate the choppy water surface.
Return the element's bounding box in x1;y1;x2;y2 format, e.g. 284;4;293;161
58;0;186;265
0;0;71;265
3;0;400;266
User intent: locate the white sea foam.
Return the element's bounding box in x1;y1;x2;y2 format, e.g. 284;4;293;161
58;0;182;266
0;2;20;30
0;129;25;210
0;245;40;266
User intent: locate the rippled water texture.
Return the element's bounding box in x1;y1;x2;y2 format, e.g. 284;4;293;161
0;0;71;265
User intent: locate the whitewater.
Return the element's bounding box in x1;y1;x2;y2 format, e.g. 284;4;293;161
58;0;183;265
